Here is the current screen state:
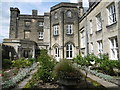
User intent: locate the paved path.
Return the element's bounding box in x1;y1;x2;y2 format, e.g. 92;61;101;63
79;69;120;90
13;67;38;89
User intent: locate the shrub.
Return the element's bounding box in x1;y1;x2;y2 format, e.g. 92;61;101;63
12;58;32;68
37;49;55;82
28;58;37;63
54;59;82;80
2;59;12;69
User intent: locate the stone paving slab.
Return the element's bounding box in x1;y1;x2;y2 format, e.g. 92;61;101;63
79;69;120;90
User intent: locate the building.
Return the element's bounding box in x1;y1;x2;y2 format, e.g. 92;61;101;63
79;0;120;60
2;0;120;60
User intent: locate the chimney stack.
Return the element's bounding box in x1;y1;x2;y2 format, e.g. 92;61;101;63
32;10;37;16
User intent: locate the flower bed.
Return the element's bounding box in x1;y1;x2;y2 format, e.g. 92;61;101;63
2;63;38;89
74;63;113;82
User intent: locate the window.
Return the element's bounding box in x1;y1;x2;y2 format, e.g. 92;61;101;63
96;13;102;31
24;31;30;39
90;42;93;54
80;30;85;48
55;47;59;57
109;37;119;60
66;24;73;34
39;22;44;26
54;12;58;19
97;40;103;54
25;21;31;27
53;25;59;36
67;11;72;17
90;20;93;34
39;32;44;39
107;3;116;25
66;43;73;59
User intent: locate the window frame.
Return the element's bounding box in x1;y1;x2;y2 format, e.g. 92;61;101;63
66;10;72;18
24;31;30;39
109;37;119;60
80;29;85;48
38;22;44;27
66;43;73;59
66;24;73;35
25;21;31;27
39;31;44;39
53;25;59;36
89;20;93;35
107;3;116;25
97;40;103;54
96;13;102;31
55;47;59;58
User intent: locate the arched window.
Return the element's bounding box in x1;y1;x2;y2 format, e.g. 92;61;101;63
66;43;73;59
67;11;72;17
54;12;58;19
55;47;59;57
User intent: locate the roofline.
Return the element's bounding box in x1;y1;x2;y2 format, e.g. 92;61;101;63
50;2;78;11
79;0;101;22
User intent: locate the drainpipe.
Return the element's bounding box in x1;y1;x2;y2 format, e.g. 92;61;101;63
118;1;120;60
85;17;89;55
62;11;64;59
50;12;51;55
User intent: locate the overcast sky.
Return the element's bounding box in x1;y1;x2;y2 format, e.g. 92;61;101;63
0;0;89;43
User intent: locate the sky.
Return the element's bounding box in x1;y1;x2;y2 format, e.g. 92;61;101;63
0;0;89;43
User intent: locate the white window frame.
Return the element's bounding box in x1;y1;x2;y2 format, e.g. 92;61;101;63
107;3;116;25
53;25;59;36
39;32;44;39
96;13;102;31
97;40;103;54
89;20;93;34
66;43;73;59
80;30;85;48
66;24;73;34
109;37;118;60
55;47;59;57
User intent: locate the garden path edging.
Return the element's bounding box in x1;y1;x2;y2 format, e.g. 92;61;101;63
79;69;120;90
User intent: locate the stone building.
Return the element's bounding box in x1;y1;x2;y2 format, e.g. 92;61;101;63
3;8;50;59
3;0;120;60
79;0;120;60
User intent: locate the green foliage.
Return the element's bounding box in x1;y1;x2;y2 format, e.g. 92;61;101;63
2;59;12;69
12;58;32;68
37;49;55;82
54;59;82;79
24;49;56;88
2;63;37;89
28;58;37;63
73;53;120;75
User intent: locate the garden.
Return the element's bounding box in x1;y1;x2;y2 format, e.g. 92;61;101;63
1;50;120;89
2;57;38;89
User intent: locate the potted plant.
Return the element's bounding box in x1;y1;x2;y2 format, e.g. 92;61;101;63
53;59;82;88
